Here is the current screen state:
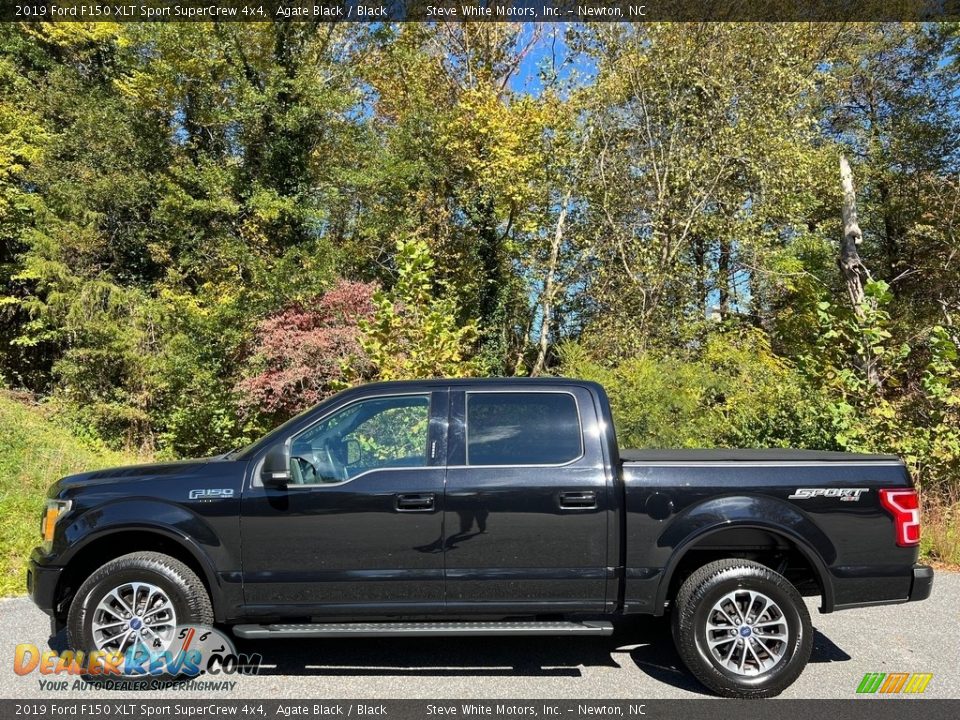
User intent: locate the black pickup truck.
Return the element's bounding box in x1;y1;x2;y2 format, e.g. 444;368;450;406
28;378;932;697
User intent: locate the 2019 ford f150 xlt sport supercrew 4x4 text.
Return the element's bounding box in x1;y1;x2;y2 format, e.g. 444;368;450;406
27;378;933;697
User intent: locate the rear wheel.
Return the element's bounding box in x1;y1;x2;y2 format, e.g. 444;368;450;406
67;551;212;670
672;559;812;698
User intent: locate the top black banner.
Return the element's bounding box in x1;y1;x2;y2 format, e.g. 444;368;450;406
3;0;960;22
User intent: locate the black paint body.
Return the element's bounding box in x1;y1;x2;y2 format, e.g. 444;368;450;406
27;379;932;625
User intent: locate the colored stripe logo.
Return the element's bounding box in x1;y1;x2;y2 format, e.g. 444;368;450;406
857;672;933;694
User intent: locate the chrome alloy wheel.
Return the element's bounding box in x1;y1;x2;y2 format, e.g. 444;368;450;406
704;589;789;676
91;581;177;654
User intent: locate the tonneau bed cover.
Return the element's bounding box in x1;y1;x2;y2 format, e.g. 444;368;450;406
619;448;901;463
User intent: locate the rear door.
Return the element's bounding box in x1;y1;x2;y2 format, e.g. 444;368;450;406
443;386;609;614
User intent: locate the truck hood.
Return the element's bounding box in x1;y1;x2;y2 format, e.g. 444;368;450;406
50;457;218;495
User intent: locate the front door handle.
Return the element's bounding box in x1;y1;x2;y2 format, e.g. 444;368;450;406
396;493;435;512
559;490;597;510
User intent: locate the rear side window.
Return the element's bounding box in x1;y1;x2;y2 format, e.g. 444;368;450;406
466;392;583;466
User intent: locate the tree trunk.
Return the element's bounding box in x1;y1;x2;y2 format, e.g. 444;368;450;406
531;188;572;376
693;236;707;318
877;178;900;283
717;238;731;320
839;154;880;387
839;155;869;311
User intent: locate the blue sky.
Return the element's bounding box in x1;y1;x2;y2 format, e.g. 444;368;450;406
508;24;595;97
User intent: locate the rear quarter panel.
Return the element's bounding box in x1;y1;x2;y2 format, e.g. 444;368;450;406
620;460;917;614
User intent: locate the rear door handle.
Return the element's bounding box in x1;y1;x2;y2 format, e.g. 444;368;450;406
559;491;597;510
396;493;435;512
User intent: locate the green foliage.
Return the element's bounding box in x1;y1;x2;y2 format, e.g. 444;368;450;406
802;279;960;494
570;24;837;355
358;238;485;381
560;329;833;450
1;23;348;454
1;22;960;566
0;392;150;595
352;407;429;464
354;25;559;372
316;399;430;466
921;495;960;566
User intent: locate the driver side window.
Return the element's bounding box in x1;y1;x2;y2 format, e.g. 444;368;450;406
289;394;431;485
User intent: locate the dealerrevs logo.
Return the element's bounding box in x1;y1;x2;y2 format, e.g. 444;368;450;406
789;488;869;502
14;624;261;689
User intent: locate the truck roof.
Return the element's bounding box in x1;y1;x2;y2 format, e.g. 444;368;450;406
345;377;597;389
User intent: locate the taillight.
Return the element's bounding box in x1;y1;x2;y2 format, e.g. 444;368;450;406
879;488;921;547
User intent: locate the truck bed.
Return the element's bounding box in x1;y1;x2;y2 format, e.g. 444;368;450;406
619;448;900;463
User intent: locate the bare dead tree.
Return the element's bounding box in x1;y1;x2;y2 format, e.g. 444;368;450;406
839;155;870;311
839;154;880;387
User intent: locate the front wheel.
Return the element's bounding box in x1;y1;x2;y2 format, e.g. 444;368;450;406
672;559;813;698
67;551;213;670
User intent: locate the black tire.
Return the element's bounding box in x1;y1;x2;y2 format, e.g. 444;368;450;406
67;551;213;666
672;559;813;698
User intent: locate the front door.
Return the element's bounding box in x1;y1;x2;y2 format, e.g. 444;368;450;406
442;387;610;614
240;391;448;616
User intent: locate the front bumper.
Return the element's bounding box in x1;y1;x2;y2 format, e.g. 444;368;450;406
26;549;62;616
908;564;934;602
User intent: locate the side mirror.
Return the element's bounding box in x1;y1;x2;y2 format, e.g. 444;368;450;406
261;443;291;488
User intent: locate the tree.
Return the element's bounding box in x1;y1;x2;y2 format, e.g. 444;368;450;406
236;280;376;428
2;20;960;518
359;24;552;372
838;154;879;387
358;237;483;381
570;23;837;356
1;23;363;451
0;27;50;388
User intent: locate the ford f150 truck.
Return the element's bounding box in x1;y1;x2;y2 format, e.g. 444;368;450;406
27;378;933;697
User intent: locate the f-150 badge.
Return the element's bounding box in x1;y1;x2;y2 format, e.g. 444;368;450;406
789;488;869;502
189;489;235;500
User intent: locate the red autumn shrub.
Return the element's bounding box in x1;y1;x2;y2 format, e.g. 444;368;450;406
236;279;376;420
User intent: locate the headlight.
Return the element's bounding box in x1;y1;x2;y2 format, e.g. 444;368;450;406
41;499;72;547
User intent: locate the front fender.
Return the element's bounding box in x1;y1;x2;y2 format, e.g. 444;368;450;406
656;494;836;612
54;499;224;591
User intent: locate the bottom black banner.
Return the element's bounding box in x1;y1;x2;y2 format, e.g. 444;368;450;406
1;699;959;720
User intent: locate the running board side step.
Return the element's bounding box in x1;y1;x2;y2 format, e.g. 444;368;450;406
233;620;614;639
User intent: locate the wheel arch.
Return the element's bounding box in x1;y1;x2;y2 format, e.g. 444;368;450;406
54;527;221;622
656;517;835;615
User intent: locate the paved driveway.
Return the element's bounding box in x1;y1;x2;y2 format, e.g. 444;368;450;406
1;572;956;699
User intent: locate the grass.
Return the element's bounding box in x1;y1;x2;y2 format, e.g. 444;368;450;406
0;391;149;596
920;494;960;568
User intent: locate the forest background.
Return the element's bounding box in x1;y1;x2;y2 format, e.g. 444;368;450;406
2;22;960;591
